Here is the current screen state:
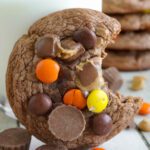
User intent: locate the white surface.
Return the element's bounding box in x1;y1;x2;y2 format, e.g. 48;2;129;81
101;130;149;150
120;70;150;102
0;0;102;96
30;130;149;150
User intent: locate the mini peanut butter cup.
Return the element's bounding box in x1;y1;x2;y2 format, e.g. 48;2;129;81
48;105;86;142
0;128;31;150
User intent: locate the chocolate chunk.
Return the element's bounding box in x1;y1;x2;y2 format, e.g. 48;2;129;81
36;144;68;150
59;65;75;81
92;113;112;135
103;67;123;92
48;105;86;141
73;28;97;50
50;89;62;103
77;62;98;87
55;39;85;62
58;80;76;96
0;128;31;150
35;36;57;58
28;93;52;116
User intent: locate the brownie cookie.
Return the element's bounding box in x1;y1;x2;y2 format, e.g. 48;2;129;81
112;14;150;31
108;32;150;51
6;8;142;149
103;50;150;71
103;0;150;14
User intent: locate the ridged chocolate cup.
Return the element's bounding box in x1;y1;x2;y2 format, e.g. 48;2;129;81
0;128;31;150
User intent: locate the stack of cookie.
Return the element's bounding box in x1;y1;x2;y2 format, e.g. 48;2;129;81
103;0;150;71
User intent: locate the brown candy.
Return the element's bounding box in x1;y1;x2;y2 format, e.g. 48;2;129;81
59;64;75;81
48;105;86;141
35;36;57;58
73;28;97;50
103;67;123;92
36;144;68;150
92;113;112;135
28;93;52;116
77;62;98;87
0;128;31;150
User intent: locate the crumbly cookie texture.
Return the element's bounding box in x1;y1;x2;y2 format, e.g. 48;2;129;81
108;32;150;51
103;0;150;14
6;8;142;149
103;50;150;71
111;14;150;31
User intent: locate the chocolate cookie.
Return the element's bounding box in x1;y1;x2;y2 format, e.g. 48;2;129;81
6;8;142;149
112;14;150;31
103;50;150;71
108;32;150;51
103;0;150;14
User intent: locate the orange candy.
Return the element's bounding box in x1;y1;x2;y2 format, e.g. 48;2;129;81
139;102;150;115
36;58;60;84
63;89;87;109
92;148;105;150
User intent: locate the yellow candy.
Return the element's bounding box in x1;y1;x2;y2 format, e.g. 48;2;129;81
87;89;108;113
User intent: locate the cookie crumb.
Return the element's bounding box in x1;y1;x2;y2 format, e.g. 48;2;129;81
131;76;145;91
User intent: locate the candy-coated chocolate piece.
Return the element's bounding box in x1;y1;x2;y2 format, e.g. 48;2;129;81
73;28;97;50
35;36;57;58
139;102;150;115
36;58;60;83
48;105;86;141
87;90;108;113
63;89;87;109
92;147;105;150
92;113;112;135
28;93;52;116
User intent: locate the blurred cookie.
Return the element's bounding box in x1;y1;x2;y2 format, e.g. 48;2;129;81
108;32;150;51
103;0;150;14
112;14;150;31
103;50;150;71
